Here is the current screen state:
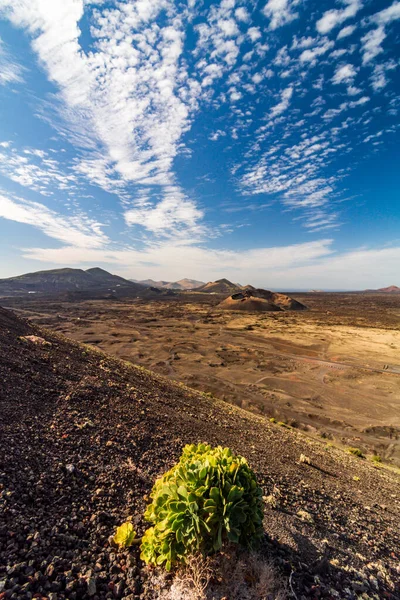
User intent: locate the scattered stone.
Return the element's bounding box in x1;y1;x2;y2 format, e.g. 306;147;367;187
20;335;51;346
299;454;311;465
297;510;315;524
87;576;97;596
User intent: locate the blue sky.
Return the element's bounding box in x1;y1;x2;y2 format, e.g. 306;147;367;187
0;0;399;289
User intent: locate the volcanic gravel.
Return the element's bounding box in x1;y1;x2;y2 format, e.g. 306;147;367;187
0;306;399;600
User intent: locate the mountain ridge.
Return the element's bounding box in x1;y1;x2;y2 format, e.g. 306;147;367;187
0;267;144;297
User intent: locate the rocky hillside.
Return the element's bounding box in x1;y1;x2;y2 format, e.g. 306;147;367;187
0;307;399;599
0;268;143;297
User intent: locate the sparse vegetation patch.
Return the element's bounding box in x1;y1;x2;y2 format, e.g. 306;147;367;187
347;447;365;458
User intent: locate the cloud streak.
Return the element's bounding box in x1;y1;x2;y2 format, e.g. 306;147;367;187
0;192;108;248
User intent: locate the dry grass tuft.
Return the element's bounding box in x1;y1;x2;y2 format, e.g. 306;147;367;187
143;547;288;600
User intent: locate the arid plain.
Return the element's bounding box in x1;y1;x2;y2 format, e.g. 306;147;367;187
5;291;400;466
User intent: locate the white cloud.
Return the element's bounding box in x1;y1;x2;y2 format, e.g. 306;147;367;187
235;7;250;22
337;24;356;39
124;186;204;238
20;238;335;283
263;0;299;30
0;144;78;195
0;0;194;190
218;18;239;37
322;95;369;120
373;1;400;25
299;39;334;65
361;26;386;64
0;193;108;248
247;27;262;42
347;85;362;95
316;0;362;34
370;60;397;91
361;2;400;65
270;86;293;117
332;63;358;84
209;129;227;141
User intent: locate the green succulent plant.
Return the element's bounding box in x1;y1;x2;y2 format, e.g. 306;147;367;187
140;443;264;571
113;522;137;548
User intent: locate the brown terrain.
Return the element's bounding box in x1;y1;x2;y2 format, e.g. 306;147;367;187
1;305;400;599
2;290;400;469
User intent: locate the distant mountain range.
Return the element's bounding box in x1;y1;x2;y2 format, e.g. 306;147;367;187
366;285;400;293
7;268;392;300
0;267;144;297
0;271;262;298
132;278;205;290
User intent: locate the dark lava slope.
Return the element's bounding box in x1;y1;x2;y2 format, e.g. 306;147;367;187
0;306;399;599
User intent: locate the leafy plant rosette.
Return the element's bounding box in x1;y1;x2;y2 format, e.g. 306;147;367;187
140;443;264;570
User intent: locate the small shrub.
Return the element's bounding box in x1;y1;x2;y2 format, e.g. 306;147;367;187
140;444;264;570
371;454;382;463
269;417;276;423
348;447;365;459
113;522;137;548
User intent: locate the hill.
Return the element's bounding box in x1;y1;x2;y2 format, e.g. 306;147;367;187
131;278;171;288
133;278;205;290
0;267;144;297
0;306;399;598
218;289;307;312
162;278;205;290
377;285;400;293
194;278;242;294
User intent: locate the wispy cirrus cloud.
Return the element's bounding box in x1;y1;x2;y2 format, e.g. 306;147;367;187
0;192;108;248
0;0;208;238
0;144;78;196
0;37;23;85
